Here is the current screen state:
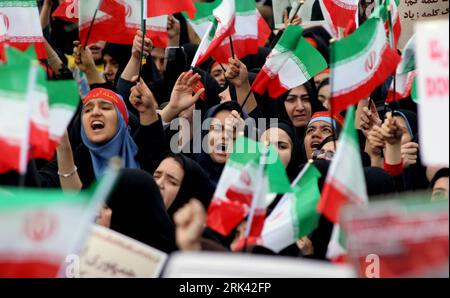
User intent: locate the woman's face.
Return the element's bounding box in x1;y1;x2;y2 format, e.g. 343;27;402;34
210;63;228;88
261;127;293;168
154;157;185;209
304;120;334;160
103;54;119;84
82;98;119;145
284;85;313;128
207;110;235;164
318;84;331;110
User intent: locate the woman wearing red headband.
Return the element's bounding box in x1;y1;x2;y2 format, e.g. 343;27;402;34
55;83;163;191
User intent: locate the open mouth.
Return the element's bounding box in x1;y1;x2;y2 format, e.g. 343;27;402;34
310;141;321;150
215;143;228;154
91;120;105;131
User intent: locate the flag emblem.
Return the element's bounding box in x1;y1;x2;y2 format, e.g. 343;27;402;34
24;210;58;243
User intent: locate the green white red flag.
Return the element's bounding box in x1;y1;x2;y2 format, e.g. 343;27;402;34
329;17;400;116
319;0;358;34
0;13;6;61
78;0;126;45
0;166;119;278
0;0;47;59
52;0;78;23
0;59;37;174
186;0;271;64
260;163;322;253
108;0;168;48
206;137;291;237
146;0;196;19
191;0;236;67
317;107;368;262
252;25;327;98
386;34;416;103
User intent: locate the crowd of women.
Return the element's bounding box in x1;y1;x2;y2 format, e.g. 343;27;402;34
1;0;448;261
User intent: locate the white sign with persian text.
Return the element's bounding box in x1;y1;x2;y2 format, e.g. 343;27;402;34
416;19;449;167
399;0;449;48
79;225;168;278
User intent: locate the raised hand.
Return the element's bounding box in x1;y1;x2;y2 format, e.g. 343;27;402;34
132;30;153;60
174;199;206;251
73;40;96;73
381;112;403;145
225;58;249;88
169;71;205;113
402;142;419;168
129;77;158;114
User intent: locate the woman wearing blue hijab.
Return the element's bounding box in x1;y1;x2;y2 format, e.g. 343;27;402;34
53;85;167;191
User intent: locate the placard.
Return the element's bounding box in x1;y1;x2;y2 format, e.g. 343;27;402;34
79;225;168;278
415;18;449;167
398;0;449;48
341;194;449;278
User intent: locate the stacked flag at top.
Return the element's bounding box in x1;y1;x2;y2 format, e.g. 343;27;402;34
186;0;271;65
0;47;80;174
78;0;170;48
77;0;198;48
0;0;47;59
386;35;418;103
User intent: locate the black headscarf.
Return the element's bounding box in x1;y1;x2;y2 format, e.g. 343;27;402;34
379;109;418;138
161;153;214;219
265;120;302;181
193;101;247;188
107;169;177;253
276;79;326;132
103;43;132;87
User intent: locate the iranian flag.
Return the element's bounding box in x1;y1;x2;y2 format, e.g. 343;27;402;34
33;80;80;161
369;0;401;49
329;17;400;116
191;0;236;67
0;61;38;174
386;34;416;103
52;0;78;23
107;0;168;48
0;13;6;61
147;0;196;19
260;163;322;253
78;0;126;45
252;25;327;99
4;46;80;161
207;137;291;236
0;0;46;59
0;167;119;278
186;0;271;63
317;106;368;262
319;0;358;33
3;47;48;161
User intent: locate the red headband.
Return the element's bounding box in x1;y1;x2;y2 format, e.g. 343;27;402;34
83;88;129;125
310;111;345;127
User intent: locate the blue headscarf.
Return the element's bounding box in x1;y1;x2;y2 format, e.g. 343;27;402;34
81;106;140;178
